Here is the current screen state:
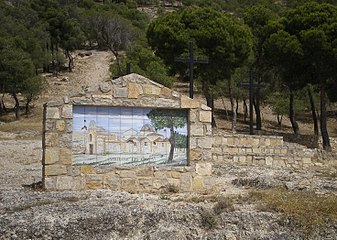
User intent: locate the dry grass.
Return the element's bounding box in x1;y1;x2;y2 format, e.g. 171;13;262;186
250;187;337;231
3;200;54;213
200;208;217;229
213;196;235;214
0;115;42;133
165;184;180;193
0;111;42;140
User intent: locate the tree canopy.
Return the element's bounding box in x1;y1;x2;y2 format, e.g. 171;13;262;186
147;7;253;126
265;2;337;150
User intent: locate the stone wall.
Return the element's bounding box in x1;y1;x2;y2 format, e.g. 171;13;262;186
212;134;315;168
42;74;214;192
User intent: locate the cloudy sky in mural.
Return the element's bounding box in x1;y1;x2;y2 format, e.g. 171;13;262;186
73;106;187;137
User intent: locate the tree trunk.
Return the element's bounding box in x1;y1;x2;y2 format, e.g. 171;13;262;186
228;79;236;132
25;95;33;117
201;80;216;127
220;96;229;121
168;122;175;163
235;97;239;117
65;50;73;72
307;85;319;136
111;49;123;76
289;91;299;135
254;89;262;130
243;99;248;123
12;93;20;119
277;114;283;128
1;94;7;113
320;82;331;151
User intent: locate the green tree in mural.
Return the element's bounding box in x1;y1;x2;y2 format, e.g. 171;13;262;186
147;109;187;163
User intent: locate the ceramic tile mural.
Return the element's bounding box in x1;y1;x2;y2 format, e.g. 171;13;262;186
72;106;188;166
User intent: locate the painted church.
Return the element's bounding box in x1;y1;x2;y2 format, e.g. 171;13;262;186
85;120;171;156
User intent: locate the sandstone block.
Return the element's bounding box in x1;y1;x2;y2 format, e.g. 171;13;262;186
196;162;212;176
80;166;95;174
104;175;120;190
201;104;211;111
160;87;171;97
118;170;136;178
190;150;202;160
85;85;99;93
46;107;60;119
199;110;212;123
203;176;217;190
167;178;180;187
86;181;102;189
44;177;56;190
303;157;312;164
86;174;102;182
65;120;72;133
72;177;85;190
171;171;181;179
274;159;286;167
56;176;74;190
55;120;65;131
92;95;113;102
190;125;204;136
62;105;72;119
45;119;55;132
189;109;198;123
143;84;161;95
138;178;153;187
192;176;205;191
45;132;58;147
99;82;111;93
154;98;180;108
60;148;72;165
154;171;167;179
45;165;67;176
239;156;246;163
197;137;213;149
121;178;139;192
114;88;128;98
181;95;199;109
180;173;192;192
47;100;63;107
226;137;236;145
59;133;72;148
69;166;81;176
172;91;180;98
190;138;197;149
128;83;143;99
45;148;59;164
266;156;273;166
136;167;154;177
63;96;69;104
271;138;283;147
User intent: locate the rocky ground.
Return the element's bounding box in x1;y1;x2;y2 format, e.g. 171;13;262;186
0;141;336;239
0;50;336;239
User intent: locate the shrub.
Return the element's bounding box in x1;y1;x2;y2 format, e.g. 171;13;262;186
213;196;235;214
250;187;337;233
200;208;217;229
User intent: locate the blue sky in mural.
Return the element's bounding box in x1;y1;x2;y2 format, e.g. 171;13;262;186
73;106;187;137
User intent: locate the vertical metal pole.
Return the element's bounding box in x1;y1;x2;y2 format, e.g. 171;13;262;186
249;70;254;135
189;41;193;99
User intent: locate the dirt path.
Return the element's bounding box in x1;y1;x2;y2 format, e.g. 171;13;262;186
43;50;113;100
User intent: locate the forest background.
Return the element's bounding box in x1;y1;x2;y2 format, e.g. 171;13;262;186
0;0;337;151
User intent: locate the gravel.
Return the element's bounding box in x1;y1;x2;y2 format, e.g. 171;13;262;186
0;139;336;239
